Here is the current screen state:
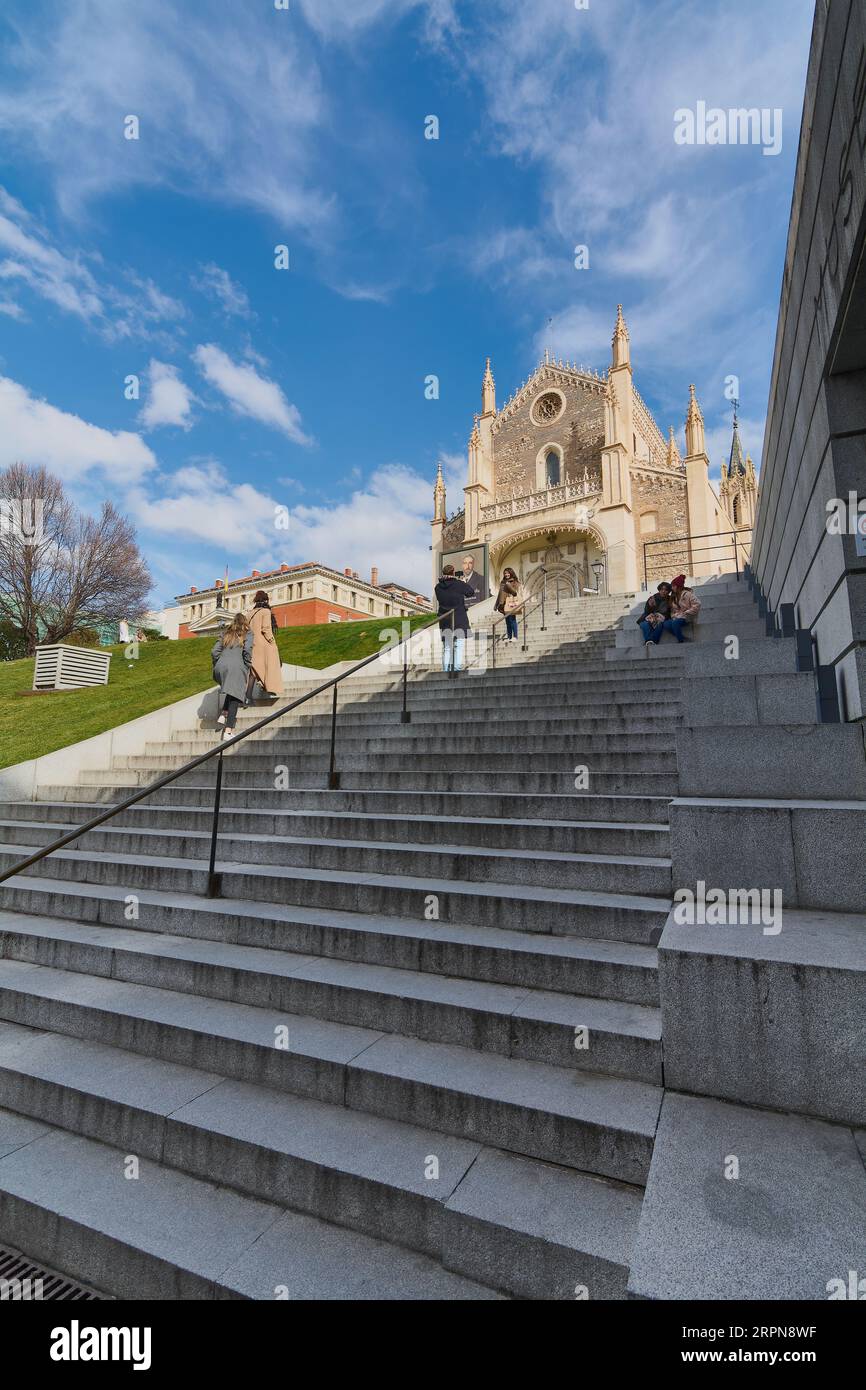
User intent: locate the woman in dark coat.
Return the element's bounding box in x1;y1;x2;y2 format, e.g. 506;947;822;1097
212;614;253;738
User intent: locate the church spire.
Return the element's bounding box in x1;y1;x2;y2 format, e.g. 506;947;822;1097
611;303;631;369
685;383;706;457
482;357;496;416
728;409;746;477
666;425;678;468
433;460;446;522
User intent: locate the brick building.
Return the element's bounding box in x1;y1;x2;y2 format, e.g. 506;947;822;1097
175;562;430;639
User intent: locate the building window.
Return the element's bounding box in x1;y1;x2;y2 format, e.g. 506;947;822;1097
332;585;338;600
545;451;560;486
368;598;375;613
733;496;741;524
328;613;341;623
350;592;356;607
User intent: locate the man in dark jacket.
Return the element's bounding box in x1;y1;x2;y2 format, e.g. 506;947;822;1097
434;565;475;675
637;581;675;647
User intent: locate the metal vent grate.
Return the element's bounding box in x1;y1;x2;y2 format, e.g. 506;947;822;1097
0;1245;107;1300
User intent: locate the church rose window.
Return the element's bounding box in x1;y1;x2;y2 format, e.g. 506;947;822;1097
532;391;564;424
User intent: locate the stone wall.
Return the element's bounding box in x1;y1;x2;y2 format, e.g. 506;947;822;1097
491;372;605;497
631;469;689;585
752;0;866;720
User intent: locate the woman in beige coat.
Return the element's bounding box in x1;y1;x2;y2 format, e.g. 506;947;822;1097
248;590;283;698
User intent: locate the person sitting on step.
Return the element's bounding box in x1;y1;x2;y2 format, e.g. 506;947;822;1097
670;574;701;638
637;582;686;647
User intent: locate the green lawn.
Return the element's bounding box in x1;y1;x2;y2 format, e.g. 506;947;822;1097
0;615;434;770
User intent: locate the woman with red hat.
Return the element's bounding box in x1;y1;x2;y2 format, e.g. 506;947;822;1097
670;575;701;637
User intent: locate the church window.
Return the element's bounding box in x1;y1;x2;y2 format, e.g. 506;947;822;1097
733;496;741;524
545;452;561;486
532;391;564;425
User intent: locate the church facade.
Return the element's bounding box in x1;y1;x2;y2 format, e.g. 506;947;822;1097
431;306;757;599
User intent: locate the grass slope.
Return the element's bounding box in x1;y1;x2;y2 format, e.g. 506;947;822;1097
0;616;433;770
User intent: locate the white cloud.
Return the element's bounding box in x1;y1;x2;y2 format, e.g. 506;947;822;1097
0;375;156;483
193;344;312;445
0;187;185;339
296;0;456;40
0;1;332;232
287;460;453;595
139;449;459;599
194;263;252;318
128;461;280;552
139;360;195;431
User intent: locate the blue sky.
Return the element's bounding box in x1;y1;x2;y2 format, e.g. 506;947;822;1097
0;0;815;605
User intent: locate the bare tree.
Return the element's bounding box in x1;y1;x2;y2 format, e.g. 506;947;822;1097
0;462;152;655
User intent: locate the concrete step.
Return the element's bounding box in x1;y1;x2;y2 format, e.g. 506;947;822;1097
627;1091;866;1300
0;888;661;1003
0;845;672;943
142;729;681;759
0;822;673;895
0;801;671;857
0;1102;507;1299
0;962;661;1183
615;618;765;649
0;917;662;1082
30;784;675;822
0;1028;645;1299
74;766;682;795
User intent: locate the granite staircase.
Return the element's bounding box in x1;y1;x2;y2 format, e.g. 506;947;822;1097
0;577;762;1299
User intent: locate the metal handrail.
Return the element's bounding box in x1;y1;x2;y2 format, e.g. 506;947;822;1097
486;562;589;666
0;606;455;897
642;528;752;588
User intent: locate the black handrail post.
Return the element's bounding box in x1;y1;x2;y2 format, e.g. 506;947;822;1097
555;576;561;616
733;531;740;581
449;609;457;680
522;602;528;653
401;639;411;722
540;582;546;631
205;750;224;899
328;684;340;788
491;615;497;669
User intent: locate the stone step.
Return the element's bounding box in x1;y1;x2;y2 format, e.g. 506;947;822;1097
75;766;681;795
0;962;661;1183
615;618;765;649
627;1092;866;1301
141;731;679;759
0;800;671;857
0;1029;644;1299
0;886;661;1003
30;784;675;822
0;822;673;895
0;917;662;1082
0;1104;510;1299
109;749;679;775
0;845;672;943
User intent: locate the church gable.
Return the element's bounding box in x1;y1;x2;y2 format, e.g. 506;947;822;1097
490;363;606;498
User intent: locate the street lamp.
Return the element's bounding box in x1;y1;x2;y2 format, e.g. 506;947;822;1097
591;559;605;596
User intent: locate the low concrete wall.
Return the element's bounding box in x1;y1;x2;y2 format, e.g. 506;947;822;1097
669;797;865;912
658;907;866;1127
